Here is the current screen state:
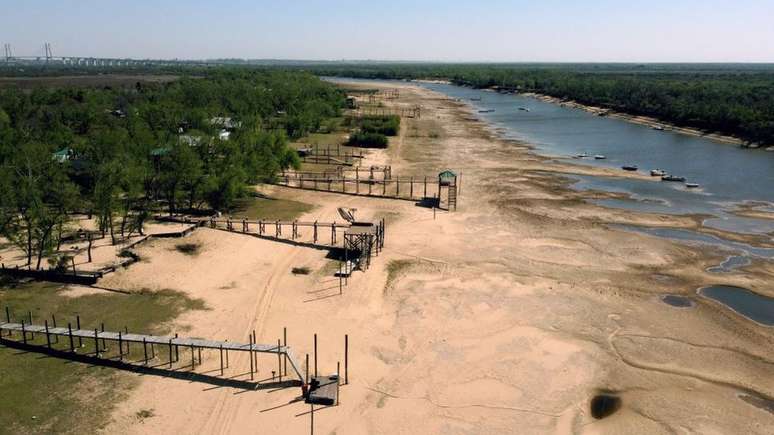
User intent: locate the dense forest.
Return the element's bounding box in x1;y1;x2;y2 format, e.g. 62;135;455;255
305;63;774;145
0;68;344;268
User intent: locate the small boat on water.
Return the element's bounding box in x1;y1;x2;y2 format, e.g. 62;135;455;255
470;97;482;101
650;169;667;176
653;125;665;131
662;175;686;182
478;109;495;113
518;107;530;112
622;165;638;171
685;183;700;188
594;155;606;160
576;152;589;158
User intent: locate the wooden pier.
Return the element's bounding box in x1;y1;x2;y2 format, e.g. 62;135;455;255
351;105;421;119
0;318;305;385
297;144;365;165
208;218;385;271
276;170;459;210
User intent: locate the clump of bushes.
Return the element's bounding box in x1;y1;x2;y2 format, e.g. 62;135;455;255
344;115;400;148
359;115;400;136
347;132;388;148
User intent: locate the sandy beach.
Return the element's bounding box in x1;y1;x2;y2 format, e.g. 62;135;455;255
99;81;773;434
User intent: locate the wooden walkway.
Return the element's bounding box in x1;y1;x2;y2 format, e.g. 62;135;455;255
276;174;442;203
0;320;305;384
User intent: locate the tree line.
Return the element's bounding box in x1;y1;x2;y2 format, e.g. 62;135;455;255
0;68;344;269
304;63;774;145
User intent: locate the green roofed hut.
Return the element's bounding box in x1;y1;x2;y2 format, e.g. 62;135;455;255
437;170;459;211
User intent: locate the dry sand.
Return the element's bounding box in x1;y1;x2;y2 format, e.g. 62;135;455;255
98;82;773;434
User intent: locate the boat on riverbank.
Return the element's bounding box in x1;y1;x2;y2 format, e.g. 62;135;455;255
662;175;686;182
650;169;667;176
594;155;606;160
622;165;638;171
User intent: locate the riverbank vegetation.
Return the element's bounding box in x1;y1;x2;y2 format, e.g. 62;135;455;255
308;63;774;145
0;68;344;269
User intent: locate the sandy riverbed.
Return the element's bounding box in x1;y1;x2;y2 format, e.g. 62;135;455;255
101;81;773;434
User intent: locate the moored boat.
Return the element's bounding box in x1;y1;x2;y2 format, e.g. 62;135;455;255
622;165;638;171
685;182;700;188
662;175;686;182
650;169;667;176
594;155;606;160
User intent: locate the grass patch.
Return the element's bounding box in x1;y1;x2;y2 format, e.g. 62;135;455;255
385;260;415;292
136;408;155;421
0;281;206;434
230;196;314;221
291;266;311;275
174;242;202;256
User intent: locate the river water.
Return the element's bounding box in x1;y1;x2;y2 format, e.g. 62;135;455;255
419;82;774;238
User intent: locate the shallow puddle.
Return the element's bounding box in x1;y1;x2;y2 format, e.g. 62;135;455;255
739;393;774;416
661;295;694;308
698;285;774;326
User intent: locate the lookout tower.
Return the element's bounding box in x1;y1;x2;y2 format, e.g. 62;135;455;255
437;170;458;211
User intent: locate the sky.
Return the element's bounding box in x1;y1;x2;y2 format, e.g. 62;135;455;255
2;0;773;62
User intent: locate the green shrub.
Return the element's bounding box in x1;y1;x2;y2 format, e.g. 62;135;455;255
347;132;388;148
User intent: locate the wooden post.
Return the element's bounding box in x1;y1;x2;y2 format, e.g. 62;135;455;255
220;344;224;376
337;361;341;405
94;329;99;357
410;177;414;198
51;314;57;344
71;257;76;276
68;323;74;352
87;234;93;263
283;327;288;376
396;177;400;197
101;323;106;349
345;334;349;385
44;320;51;349
118;331;123;361
190;344;195;371
76;315;82;347
277;339;282;382
21;321;27;344
174;333;179;361
169;338;173;368
424;176;427;197
252;330;257;370
313;222;318;244
4;306;9;323
305;353;309;384
143;337;148;365
314;333;318;377
249;334;254;380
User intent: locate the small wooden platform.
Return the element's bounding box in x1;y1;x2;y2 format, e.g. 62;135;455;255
306;374;340;406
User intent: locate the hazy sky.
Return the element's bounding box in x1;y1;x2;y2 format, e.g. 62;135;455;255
2;0;773;62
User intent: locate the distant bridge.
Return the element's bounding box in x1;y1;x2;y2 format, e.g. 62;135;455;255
2;42;214;67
